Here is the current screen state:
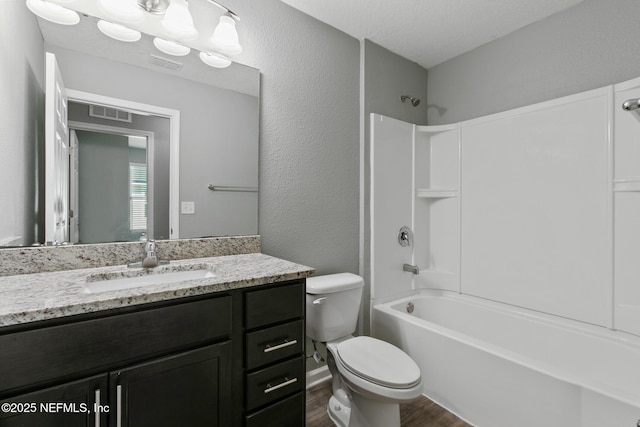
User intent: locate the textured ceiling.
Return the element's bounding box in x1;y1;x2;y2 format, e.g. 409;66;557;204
279;0;583;69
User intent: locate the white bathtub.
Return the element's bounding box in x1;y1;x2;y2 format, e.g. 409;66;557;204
373;291;640;427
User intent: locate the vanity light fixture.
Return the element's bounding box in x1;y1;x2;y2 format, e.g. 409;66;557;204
25;0;80;25
137;0;170;14
153;37;191;56
208;14;242;56
198;51;231;68
97;20;142;42
97;0;145;24
26;0;242;69
161;0;198;41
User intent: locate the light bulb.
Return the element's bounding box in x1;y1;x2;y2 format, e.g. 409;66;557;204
199;51;231;68
209;15;242;56
153;38;190;56
161;0;198;41
26;0;80;25
97;20;141;42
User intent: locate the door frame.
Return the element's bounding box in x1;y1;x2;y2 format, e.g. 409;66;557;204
66;89;180;239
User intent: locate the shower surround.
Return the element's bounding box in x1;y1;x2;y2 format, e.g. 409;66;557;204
369;75;640;425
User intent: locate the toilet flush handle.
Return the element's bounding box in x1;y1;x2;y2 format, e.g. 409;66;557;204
312;297;326;305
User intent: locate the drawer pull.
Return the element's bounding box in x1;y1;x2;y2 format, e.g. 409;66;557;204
264;339;298;353
264;377;298;394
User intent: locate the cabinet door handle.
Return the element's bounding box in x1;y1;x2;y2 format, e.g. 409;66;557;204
94;389;100;427
264;339;297;353
116;385;122;427
264;377;298;394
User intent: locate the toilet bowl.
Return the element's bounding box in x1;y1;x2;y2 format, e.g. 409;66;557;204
306;273;423;427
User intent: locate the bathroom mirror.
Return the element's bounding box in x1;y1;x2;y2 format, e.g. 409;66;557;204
0;2;260;247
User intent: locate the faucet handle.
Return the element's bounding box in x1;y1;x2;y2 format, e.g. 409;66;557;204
398;226;413;247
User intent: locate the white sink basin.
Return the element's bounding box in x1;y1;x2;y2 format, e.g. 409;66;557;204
83;268;216;294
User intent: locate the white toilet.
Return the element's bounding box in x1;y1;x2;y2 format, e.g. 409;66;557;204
306;273;423;427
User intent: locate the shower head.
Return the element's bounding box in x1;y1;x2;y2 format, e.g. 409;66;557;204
400;95;420;107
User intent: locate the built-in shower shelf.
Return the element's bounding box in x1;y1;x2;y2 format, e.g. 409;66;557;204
416;188;458;198
415;124;458;135
614;179;640;192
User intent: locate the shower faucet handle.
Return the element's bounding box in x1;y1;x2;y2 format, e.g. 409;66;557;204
398;226;413;247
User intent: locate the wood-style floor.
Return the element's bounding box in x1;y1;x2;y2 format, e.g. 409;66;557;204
306;381;472;427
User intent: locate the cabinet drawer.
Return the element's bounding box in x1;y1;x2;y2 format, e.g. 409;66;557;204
245;392;304;427
0;295;231;395
246;320;303;370
245;281;304;329
245;357;304;411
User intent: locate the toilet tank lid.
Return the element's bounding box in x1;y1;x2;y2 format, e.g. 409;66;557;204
306;273;364;294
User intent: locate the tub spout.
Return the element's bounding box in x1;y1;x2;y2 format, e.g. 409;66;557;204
403;263;419;274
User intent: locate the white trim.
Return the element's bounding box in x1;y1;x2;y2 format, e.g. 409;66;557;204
306;365;331;389
369;113;377;331
606;84;614;330
411;124;416;289
66;90;180;239
358;38;366;335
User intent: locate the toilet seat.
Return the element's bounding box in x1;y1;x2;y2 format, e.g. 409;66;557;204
335;336;421;389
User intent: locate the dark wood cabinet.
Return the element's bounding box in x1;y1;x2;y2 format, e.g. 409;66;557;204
110;343;231;427
0;375;108;427
0;279;305;427
244;281;306;426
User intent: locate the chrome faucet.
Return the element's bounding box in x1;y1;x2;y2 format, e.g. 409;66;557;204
141;239;158;268
403;263;419;275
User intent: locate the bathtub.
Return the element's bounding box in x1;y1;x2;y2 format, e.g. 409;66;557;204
372;291;640;427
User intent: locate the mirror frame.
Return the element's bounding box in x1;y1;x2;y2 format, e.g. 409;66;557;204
66;88;181;239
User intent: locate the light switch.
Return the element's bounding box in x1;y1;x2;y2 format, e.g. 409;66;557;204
181;201;195;215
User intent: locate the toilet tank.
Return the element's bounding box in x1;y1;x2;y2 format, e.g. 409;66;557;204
306;273;364;342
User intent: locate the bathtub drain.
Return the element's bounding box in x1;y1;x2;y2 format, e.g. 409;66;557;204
406;302;414;313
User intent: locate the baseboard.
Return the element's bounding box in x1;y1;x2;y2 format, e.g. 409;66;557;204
306;365;331;389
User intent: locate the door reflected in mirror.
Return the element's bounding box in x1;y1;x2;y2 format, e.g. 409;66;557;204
74;130;151;244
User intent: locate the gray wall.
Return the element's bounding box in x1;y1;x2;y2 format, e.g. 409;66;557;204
362;40;429;333
427;0;640;124
233;0;361;275
0;1;44;246
4;0;361;275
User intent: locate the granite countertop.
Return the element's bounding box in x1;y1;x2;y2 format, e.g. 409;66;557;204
0;253;314;327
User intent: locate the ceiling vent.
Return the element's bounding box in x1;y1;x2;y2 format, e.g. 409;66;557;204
150;54;183;71
89;105;132;123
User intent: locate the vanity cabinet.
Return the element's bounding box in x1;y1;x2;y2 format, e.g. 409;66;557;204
0;375;108;427
244;281;305;427
111;343;231;426
0;278;306;427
